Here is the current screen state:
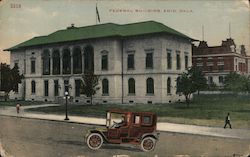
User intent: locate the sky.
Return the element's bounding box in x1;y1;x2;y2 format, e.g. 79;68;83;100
0;0;249;64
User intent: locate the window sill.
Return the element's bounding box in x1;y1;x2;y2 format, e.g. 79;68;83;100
128;93;136;96
102;94;109;96
127;68;135;70
146;67;153;70
73;72;82;74
146;93;154;96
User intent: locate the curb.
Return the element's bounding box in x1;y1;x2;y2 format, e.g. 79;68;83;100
0;114;105;127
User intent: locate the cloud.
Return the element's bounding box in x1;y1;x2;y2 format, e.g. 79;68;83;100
204;0;249;13
52;11;59;17
226;1;249;13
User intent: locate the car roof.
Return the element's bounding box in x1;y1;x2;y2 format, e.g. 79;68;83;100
107;109;156;116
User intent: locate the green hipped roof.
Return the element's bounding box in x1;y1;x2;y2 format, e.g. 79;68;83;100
5;21;195;51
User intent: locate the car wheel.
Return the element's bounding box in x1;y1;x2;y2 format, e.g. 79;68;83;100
140;137;156;152
86;133;103;150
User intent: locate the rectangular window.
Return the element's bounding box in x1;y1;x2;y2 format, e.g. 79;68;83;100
134;115;140;124
219;76;224;84
101;55;108;70
54;80;59;96
208;76;213;84
24;59;26;74
167;49;172;69
44;80;49;96
176;51;181;70
218;65;224;71
127;54;134;69
14;84;18;93
31;81;36;94
75;80;81;97
142;116;152;125
185;55;188;70
146;53;153;69
208;66;213;72
64;80;69;93
31;60;36;73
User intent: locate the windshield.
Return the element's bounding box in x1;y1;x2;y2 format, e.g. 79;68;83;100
106;112;126;128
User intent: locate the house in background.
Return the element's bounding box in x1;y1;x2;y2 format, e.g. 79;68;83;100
192;38;249;87
4;21;194;104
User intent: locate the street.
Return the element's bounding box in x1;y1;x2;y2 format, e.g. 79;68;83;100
0;115;249;157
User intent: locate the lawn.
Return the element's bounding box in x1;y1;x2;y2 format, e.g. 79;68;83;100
0;100;45;107
26;94;250;129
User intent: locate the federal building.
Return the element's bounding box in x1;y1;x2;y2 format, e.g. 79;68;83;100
5;21;194;104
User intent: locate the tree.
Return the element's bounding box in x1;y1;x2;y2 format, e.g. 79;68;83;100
176;66;207;107
0;63;23;101
189;66;207;95
81;72;100;105
224;72;250;92
176;73;195;107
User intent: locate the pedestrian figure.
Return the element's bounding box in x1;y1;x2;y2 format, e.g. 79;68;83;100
224;113;232;129
16;103;21;114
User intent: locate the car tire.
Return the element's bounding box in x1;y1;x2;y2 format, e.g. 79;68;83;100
86;133;103;150
140;137;156;152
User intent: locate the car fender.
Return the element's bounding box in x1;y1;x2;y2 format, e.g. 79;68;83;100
141;132;160;141
85;129;108;142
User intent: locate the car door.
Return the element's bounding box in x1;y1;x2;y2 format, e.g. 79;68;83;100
108;128;119;139
129;114;142;138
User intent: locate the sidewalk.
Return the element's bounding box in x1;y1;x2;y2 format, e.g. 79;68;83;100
0;105;250;140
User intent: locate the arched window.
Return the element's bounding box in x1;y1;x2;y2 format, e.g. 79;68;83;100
52;49;60;75
31;80;36;94
128;78;135;94
62;48;71;74
102;79;109;95
167;77;171;94
42;49;50;75
84;45;94;74
146;78;154;94
73;47;82;74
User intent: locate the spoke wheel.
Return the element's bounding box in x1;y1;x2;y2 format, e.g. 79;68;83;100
140;137;156;152
86;133;103;150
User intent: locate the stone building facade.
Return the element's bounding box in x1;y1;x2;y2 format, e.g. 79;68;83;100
192;38;249;87
5;21;194;104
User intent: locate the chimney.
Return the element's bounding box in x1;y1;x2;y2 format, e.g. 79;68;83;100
198;41;208;48
240;45;246;56
222;38;235;47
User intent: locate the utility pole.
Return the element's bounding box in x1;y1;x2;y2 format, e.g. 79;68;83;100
229;22;231;38
202;25;204;41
